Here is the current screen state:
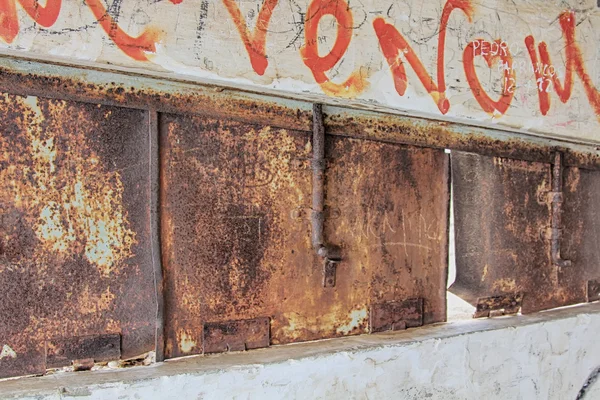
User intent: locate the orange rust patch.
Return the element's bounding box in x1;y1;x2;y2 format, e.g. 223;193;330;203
1;95;136;276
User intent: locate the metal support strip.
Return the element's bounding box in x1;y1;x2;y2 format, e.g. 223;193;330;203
149;109;165;362
0;57;598;169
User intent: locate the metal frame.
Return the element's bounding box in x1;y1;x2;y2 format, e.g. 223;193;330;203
0;55;597;169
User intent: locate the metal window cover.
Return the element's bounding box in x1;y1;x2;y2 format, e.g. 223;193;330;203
450;152;597;314
0;93;155;378
160;113;450;358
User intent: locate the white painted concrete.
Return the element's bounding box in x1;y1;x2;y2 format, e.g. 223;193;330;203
1;303;598;400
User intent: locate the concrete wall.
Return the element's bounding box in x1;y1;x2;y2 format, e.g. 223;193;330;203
1;303;599;400
0;0;599;141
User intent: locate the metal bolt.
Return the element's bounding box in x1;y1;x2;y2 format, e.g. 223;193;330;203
290;208;303;220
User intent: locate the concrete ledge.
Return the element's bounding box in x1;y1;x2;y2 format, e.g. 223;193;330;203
2;303;600;399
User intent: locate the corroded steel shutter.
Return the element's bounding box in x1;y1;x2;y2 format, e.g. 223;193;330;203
450;152;600;315
160;114;450;358
0;93;451;377
0;94;155;378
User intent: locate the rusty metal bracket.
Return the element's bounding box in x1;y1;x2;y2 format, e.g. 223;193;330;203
150;109;166;363
203;317;270;354
473;293;523;318
587;280;600;302
46;334;121;368
370;298;424;333
312;103;342;287
323;258;338;288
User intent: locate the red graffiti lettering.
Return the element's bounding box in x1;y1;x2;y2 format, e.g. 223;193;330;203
86;0;161;61
223;0;278;76
525;11;600;118
0;0;161;61
0;0;61;43
373;0;473;114
463;39;515;115
301;0;366;98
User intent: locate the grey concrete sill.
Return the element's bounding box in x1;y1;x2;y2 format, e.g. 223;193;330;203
1;302;599;399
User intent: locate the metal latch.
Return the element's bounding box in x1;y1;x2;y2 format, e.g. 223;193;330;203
473;293;523;318
543;152;572;269
588;280;600;302
370;298;424;333
311;103;343;287
203;317;270;354
45;333;121;369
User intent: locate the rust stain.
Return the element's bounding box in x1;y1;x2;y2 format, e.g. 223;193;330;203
1;95;136;276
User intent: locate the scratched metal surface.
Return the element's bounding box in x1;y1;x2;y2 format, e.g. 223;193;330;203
450;152;587;314
0;93;154;378
160;114;449;358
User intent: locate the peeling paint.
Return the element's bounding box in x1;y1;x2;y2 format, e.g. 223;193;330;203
178;332;197;354
0;345;17;360
1;95;137;275
336;308;369;335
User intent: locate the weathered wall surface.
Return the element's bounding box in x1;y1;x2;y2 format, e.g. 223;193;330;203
0;0;599;142
2;303;599;400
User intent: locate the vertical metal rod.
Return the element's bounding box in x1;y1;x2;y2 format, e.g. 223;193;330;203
311;104;326;253
311;104;340;262
550;151;571;269
149;109;165;362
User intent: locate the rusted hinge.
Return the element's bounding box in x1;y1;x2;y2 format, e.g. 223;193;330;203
203;317;270;354
370;298;424;333
587;280;600;302
540;152;571;271
473;293;523;318
46;333;121;369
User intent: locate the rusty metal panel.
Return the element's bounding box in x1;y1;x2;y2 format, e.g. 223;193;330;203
161;114;449;358
0;93;154;378
322;138;449;327
562;167;600;302
450;152;588;314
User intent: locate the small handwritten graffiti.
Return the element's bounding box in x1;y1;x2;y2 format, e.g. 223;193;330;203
352;210;439;256
463;39;515;115
0;0;599;122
